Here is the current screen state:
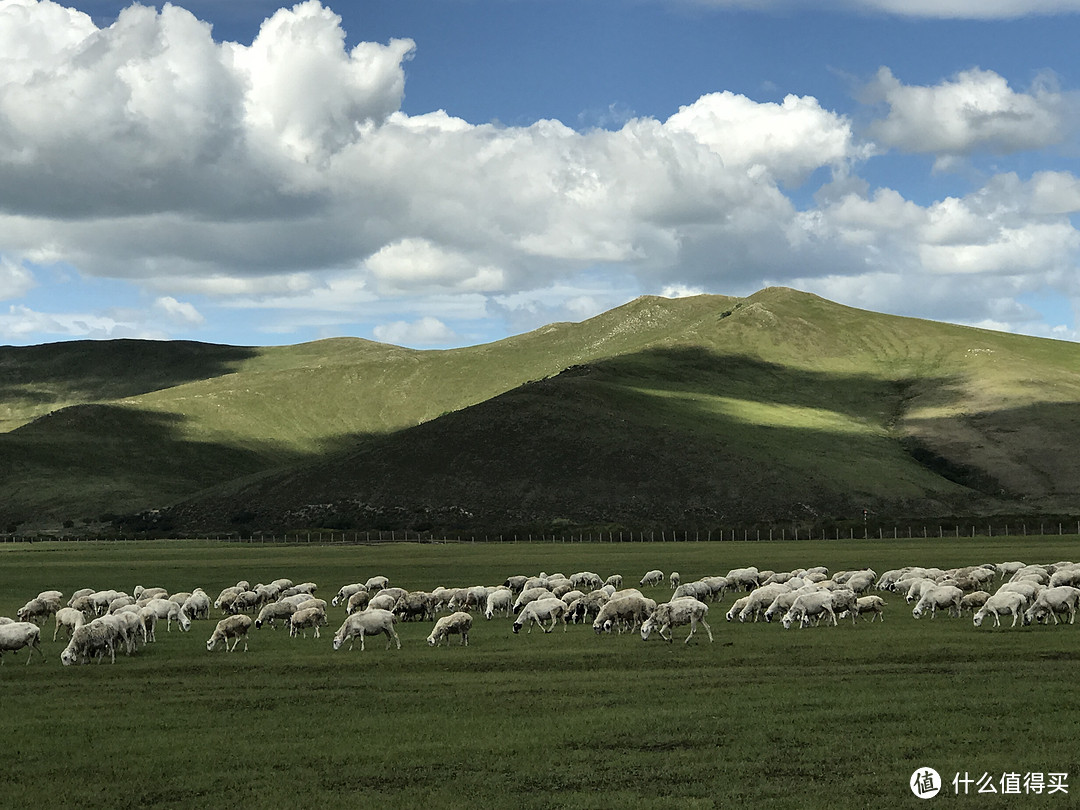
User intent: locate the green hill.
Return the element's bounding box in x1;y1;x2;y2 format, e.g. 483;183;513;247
3;287;1079;533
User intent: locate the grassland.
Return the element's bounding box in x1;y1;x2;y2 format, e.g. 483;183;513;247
2;538;1079;809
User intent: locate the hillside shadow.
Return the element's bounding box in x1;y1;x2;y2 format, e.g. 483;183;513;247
10;344;1079;531
0;340;259;404
578;345;966;422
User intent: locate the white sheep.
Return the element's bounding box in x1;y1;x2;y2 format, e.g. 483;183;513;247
959;591;991;614
53;607;86;641
0;622;43;664
16;597;58;627
332;583;366;607
363;576;389;592
515;598;568;634
332;609;400;652
206;615;253;652
725;567;761;591
592;595;653;634
669;572;681;590
289;607;327;639
737;584;791;623
484;588;514;620
639;569;664;588
640;598;712;644
911;585;964;619
603;574;623;589
366;592;399;612
142;598;191;632
61;616;119;665
182;590;211;620
394;592;435;622
973;591;1027;628
346;590;372;615
726;596;752;622
854;595;887;622
254;601;296;629
1023;585;1080;626
428;612;473;646
781;592;837;629
511;587;555;614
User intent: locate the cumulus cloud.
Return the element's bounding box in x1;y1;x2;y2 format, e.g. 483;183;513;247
0;0;1077;346
864;68;1069;157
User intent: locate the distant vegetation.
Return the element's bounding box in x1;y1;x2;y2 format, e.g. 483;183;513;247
2;287;1080;535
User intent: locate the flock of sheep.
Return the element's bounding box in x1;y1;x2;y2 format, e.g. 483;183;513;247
1;557;1077;665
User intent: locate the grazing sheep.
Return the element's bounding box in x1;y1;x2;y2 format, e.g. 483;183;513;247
484;588;514;620
512;587;556;614
640;598;712;644
395;592;435;622
669;572;681;590
332;583;366;607
142;598;191;632
1023;585;1080;626
112;611;145;655
289;607;327;639
503;575;529;595
911;585;964;619
603;574;623;589
565;590;610;624
725;567;761;591
428;612;473;646
515;598;568;634
134;586;168;602
182;590;211;620
974;591;1027;628
639;570;664;588
62;617;119;665
255;601;296;629
592;595;653;634
53;607;86;641
332;609;400;652
225;590;260;614
781;592;838;629
959;591;991;614
854;595;887;622
17;597;59;627
830;589;860;625
363;576;389;593
367;592;399;612
726;596;752;622
214;587;242;614
346;590;372;615
737;584;791;623
206;615;253;652
0;622;43;664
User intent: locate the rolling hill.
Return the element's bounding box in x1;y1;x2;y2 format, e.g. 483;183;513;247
3;287;1079;534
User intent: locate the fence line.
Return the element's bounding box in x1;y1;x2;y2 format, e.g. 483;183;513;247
3;520;1080;544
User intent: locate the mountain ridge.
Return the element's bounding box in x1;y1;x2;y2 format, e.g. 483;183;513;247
2;287;1079;533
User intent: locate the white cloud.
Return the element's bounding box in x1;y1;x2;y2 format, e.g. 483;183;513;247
0;256;36;300
0;1;1077;346
0;303;167;341
153;296;204;326
864;68;1069;156
665;92;868;185
372;316;458;347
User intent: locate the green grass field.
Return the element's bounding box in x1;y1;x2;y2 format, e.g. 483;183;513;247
2;538;1079;808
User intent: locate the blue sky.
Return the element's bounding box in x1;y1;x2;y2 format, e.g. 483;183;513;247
1;0;1079;347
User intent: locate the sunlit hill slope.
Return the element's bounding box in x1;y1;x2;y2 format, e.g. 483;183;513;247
2;288;1078;533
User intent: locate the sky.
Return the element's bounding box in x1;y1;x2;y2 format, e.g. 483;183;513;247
1;0;1080;349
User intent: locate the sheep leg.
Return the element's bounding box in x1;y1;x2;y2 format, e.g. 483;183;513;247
700;618;714;643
